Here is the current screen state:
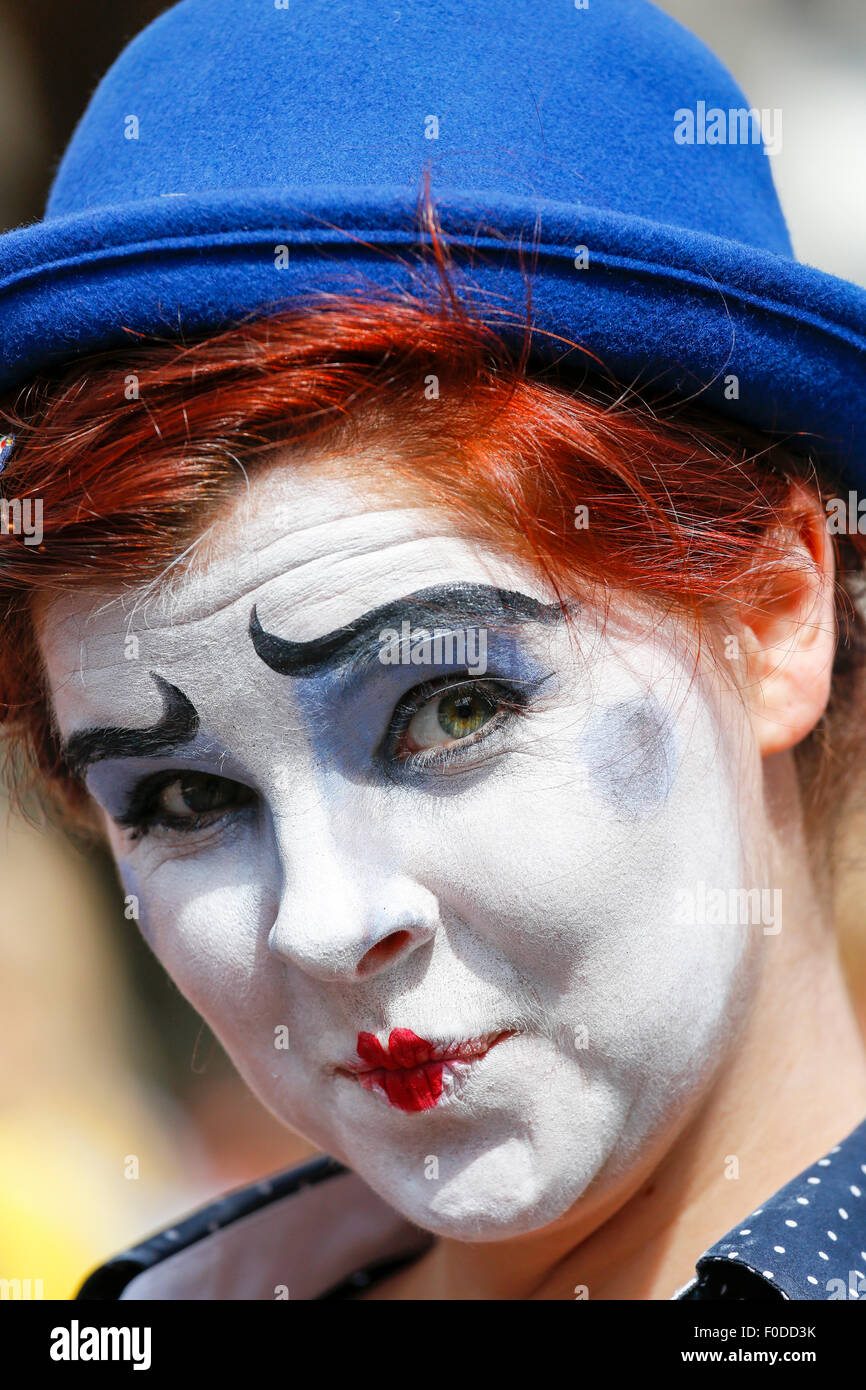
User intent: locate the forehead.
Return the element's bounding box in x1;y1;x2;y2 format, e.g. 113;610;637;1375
34;453;557;730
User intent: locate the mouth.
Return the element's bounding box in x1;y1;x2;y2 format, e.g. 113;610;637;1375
336;1027;515;1113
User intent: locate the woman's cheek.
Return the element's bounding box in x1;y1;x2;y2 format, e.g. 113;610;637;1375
115;835;277;1031
387;716;670;984
403;692;757;1061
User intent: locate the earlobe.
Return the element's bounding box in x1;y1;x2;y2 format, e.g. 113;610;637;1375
736;486;837;758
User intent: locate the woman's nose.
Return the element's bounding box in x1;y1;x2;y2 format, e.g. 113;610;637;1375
266;826;439;982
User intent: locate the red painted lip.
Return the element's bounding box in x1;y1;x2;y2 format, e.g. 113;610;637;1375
337;1027;513;1113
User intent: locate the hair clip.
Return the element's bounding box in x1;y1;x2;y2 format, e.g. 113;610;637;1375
0;434;15;474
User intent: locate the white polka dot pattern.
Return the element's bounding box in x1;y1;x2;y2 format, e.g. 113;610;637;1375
678;1116;866;1301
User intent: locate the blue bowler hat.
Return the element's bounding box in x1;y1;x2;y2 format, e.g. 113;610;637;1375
0;0;863;477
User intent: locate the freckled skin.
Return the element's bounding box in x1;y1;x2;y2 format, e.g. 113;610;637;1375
34;459;768;1243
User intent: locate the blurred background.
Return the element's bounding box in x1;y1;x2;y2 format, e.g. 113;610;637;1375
0;0;864;1299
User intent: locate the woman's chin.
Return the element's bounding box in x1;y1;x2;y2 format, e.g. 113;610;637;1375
350;1135;589;1242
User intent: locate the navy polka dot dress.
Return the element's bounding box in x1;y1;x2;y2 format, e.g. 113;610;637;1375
675;1116;866;1300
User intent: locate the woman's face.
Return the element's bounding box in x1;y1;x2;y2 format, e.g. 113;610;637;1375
36;453;768;1240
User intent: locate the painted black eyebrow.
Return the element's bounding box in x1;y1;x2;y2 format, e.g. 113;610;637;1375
249;583;567;677
60;672;199;781
59;585;566;779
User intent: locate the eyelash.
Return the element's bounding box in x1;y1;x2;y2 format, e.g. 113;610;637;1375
115;771;256;844
384;674;533;772
115;673;537;842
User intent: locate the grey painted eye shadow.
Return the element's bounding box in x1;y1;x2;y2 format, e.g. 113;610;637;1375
579;691;679;818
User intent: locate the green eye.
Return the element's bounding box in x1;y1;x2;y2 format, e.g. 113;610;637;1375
404;685;498;752
438;690;495;739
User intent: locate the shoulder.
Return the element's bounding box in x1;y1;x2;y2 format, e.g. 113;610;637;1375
76;1153;430;1301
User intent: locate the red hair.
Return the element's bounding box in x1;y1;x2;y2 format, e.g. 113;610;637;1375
0;199;863;852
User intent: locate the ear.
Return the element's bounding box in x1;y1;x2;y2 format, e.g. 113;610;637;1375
735;484;837;757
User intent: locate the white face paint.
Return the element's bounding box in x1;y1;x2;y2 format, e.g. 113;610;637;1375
35;456;768;1240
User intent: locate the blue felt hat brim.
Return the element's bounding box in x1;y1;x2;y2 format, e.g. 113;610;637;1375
1;188;864;480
